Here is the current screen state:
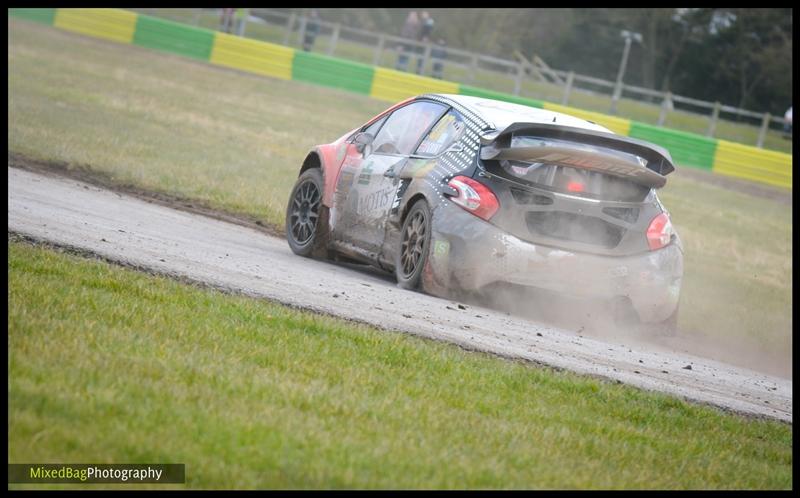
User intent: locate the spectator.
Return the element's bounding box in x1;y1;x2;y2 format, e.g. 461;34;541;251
395;11;420;71
419;11;434;40
431;38;447;79
783;106;792;137
303;9;321;52
220;8;234;34
234;8;248;36
415;11;435;75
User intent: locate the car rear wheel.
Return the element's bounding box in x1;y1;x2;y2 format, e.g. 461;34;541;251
612;296;679;337
285;168;330;259
396;200;432;290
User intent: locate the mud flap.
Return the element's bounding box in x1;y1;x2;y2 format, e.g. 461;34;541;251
420;235;451;298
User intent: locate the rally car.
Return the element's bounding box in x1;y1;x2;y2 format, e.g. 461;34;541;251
285;94;683;333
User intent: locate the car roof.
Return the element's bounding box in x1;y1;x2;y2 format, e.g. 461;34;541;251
429;94;613;135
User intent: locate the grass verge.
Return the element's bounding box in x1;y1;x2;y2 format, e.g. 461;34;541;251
7;240;793;489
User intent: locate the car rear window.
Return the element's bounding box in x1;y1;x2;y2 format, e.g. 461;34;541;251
495;159;651;202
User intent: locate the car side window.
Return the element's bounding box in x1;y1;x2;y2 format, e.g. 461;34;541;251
415;109;465;157
363;115;387;138
371;101;448;156
347;115;387;143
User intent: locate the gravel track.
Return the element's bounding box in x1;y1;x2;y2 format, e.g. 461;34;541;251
8;167;792;423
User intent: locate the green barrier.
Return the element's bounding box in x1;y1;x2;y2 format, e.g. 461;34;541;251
133;15;214;61
292;51;374;95
629;122;718;170
459;85;544;108
9;8;56;25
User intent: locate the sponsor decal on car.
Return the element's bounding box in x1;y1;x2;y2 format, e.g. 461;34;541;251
358;159;374;185
434;239;450;257
357;185;396;216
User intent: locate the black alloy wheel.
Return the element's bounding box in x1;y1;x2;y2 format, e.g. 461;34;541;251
290;180;320;245
396;200;432;290
286;168;329;258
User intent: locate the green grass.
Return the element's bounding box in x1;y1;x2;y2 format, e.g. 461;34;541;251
133;8;792;153
7;241;793;489
7;19;792;372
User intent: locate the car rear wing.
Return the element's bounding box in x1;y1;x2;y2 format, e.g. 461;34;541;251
479;122;675;188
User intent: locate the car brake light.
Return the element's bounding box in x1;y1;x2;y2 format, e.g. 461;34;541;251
447;176;499;221
646;212;673;250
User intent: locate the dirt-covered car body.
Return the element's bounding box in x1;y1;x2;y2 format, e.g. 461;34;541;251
286;94;683;326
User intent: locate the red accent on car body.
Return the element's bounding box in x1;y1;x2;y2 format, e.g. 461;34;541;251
315;140;347;208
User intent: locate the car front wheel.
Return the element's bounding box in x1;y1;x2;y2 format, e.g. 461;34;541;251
285;168;330;259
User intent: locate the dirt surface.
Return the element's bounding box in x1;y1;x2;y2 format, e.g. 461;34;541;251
8;166;792;423
8;152;283;238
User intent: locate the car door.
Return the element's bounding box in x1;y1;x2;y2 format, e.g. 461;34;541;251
332;100;448;259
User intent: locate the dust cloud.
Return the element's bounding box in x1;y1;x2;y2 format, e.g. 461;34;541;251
437;204;792;379
458;277;792;380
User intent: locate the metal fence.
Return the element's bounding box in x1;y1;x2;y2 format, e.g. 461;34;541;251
139;8;791;150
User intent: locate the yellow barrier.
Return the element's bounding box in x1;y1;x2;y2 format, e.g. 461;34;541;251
54;8;137;45
542;103;632;136
210;32;293;81
712;140;792;188
370;67;459;103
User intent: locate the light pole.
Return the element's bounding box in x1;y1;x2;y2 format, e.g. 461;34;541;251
609;30;642;115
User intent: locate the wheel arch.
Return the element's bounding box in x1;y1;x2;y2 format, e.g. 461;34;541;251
400;192;429;225
299;151;322;176
302;144;348;208
298;150;332;206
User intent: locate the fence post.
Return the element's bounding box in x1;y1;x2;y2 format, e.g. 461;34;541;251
373;34;385;66
706;101;721;137
561;71;574;105
297;16;307;49
420;42;432;75
513;62;524;96
283;12;296;46
609;83;623;115
756;113;771;148
238;12;248;37
468;54;478;83
192;8;201;26
657;91;672;127
327;23;341;56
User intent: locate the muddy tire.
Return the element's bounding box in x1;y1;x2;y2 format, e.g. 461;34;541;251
613;296;679;337
611;296;640;327
396;199;432;290
285;168;331;259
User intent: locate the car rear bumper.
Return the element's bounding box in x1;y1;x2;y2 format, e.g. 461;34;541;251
424;203;683;323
